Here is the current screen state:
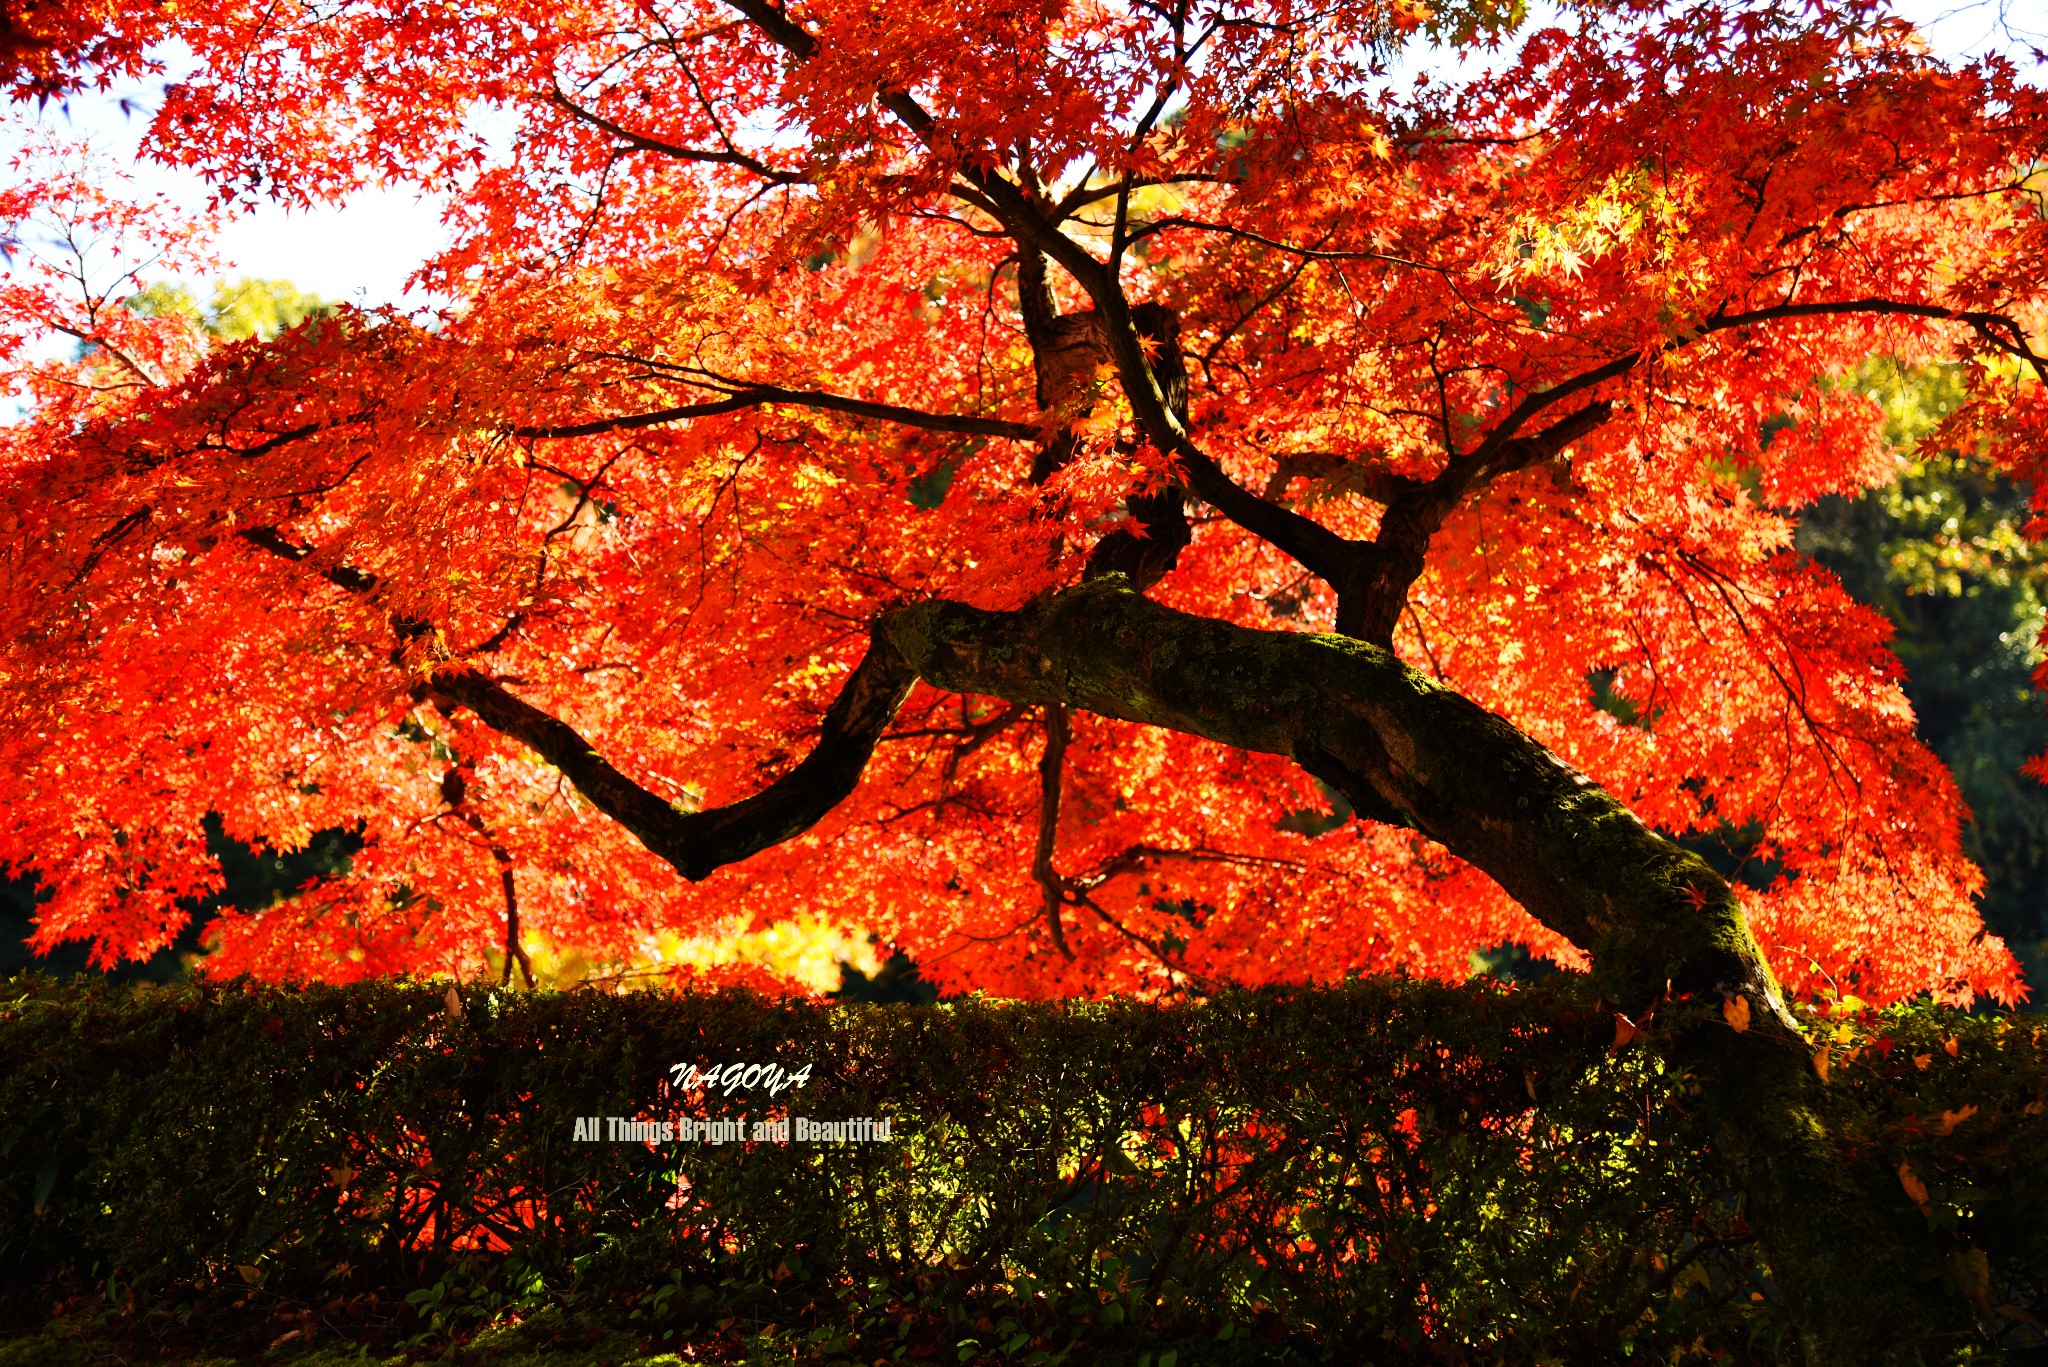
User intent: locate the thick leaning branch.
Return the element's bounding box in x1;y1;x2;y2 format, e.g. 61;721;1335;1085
273;539;1743;996
234;526;918;882
427;636;915;882
881;580;1939;1356
513;386;1038;441
873;576;1948;1353
263;512;1751;1000
888;579;1763;1002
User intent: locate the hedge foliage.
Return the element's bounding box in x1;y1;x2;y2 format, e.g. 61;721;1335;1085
1;974;2045;1365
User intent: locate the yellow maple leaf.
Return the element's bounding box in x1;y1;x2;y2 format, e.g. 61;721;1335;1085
1721;995;1751;1032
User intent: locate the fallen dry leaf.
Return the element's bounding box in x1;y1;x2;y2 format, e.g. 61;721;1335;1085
1721;995;1751;1032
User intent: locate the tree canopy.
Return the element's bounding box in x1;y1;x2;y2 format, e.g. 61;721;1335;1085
2;0;2044;1010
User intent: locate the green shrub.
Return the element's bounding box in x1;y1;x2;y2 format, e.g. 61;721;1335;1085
1;974;2042;1364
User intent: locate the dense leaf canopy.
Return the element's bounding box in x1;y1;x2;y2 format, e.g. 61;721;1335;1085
1;0;2044;1005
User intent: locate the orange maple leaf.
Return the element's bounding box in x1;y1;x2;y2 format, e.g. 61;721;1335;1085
1722;996;1752;1033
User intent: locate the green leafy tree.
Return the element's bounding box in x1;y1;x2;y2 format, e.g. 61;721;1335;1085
125;276;331;342
1800;359;2048;998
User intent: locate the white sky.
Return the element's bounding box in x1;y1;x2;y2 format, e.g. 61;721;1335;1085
26;92;453;311
6;0;2043;313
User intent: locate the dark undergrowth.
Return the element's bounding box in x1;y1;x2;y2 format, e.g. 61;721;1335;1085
2;974;2045;1365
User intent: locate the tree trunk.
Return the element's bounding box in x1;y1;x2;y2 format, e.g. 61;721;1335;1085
885;579;1952;1362
444;573;1954;1356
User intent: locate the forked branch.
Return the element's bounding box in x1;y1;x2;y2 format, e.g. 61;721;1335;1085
1033;704;1075;959
439;763;537;989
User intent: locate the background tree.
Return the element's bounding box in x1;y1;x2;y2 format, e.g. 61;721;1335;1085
125;276;333;344
1800;359;2048;992
2;0;2046;1354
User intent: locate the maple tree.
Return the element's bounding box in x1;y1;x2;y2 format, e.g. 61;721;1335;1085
2;0;2046;1352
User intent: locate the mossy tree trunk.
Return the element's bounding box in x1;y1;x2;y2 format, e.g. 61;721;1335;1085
884;581;1949;1363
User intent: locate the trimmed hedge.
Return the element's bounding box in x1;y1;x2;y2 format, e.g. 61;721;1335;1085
1;974;2044;1365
